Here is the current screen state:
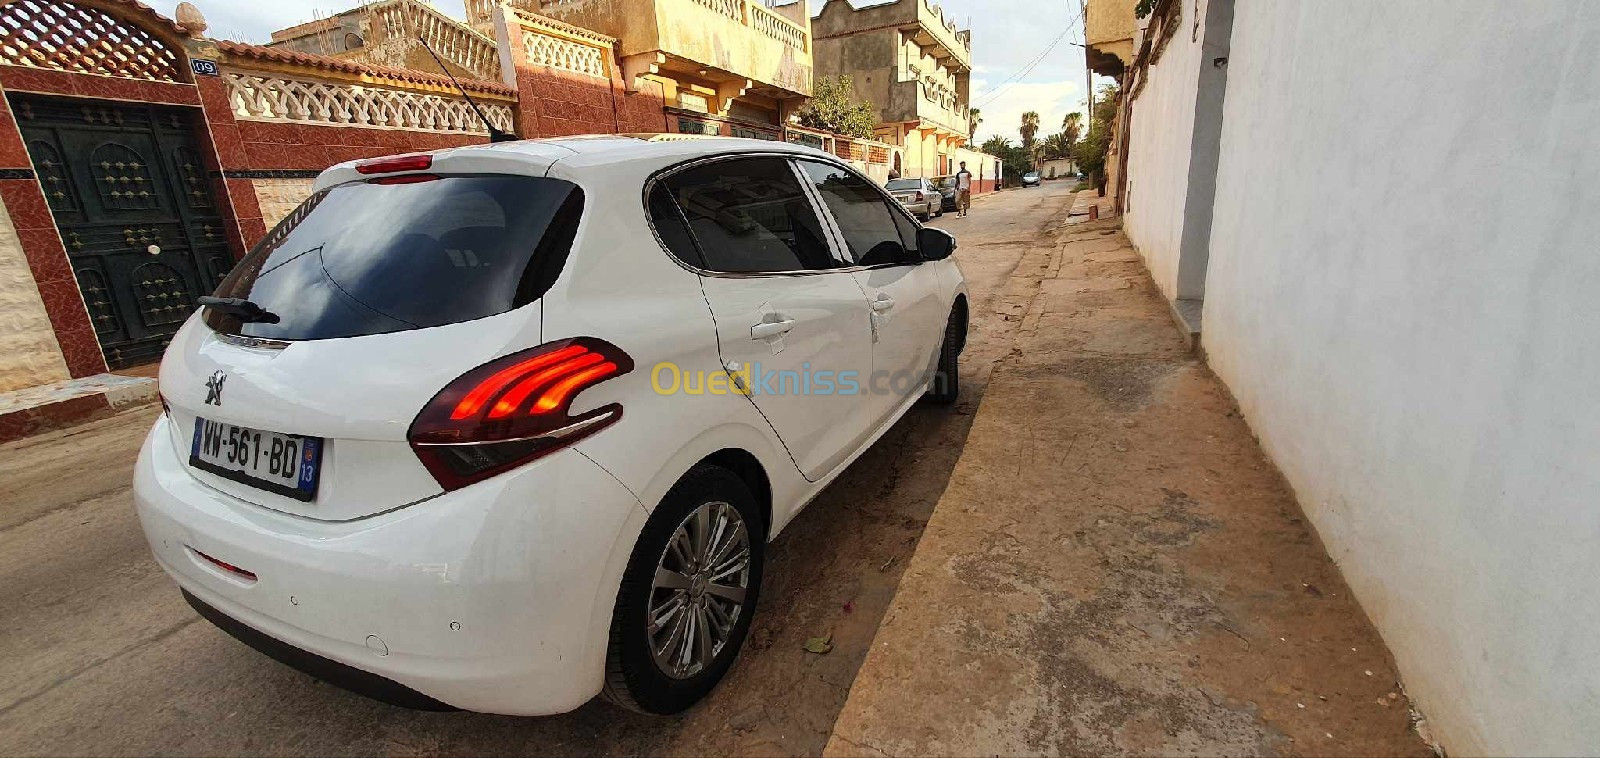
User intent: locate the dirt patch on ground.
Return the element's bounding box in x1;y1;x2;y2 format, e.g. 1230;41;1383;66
824;217;1433;757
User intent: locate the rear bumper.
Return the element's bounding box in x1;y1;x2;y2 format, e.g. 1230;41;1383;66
182;589;455;711
134;415;648;715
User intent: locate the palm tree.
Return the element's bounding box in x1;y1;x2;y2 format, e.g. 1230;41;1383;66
968;107;983;136
1041;133;1072;161
1062;112;1084;148
1020;111;1040;166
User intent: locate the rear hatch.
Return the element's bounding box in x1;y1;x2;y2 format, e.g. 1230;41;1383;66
162;162;586;521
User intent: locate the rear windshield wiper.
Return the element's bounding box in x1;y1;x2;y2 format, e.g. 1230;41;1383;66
198;296;281;324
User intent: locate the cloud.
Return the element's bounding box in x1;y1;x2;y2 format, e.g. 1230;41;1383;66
971;79;1085;145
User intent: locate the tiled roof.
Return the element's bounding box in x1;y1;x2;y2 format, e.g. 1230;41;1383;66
215;40;515;97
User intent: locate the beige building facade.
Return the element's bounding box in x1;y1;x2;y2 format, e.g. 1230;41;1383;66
530;0;813;139
811;0;972;179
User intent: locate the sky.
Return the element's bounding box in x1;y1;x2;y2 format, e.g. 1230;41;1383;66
154;0;1106;144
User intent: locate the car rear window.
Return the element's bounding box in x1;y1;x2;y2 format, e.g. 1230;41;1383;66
204;175;583;341
886;179;921;191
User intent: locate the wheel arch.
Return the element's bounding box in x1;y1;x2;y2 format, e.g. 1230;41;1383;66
952;293;970;353
697;448;773;537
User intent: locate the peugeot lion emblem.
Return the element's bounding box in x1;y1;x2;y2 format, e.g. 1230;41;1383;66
204;370;227;406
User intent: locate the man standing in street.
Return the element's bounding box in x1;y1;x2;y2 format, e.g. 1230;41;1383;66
955;161;974;217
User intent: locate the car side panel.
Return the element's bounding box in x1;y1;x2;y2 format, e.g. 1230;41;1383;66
539;160;810;534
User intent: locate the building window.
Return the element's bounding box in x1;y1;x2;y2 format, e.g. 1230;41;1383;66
731;126;777;141
786;131;824;150
677;117;720;136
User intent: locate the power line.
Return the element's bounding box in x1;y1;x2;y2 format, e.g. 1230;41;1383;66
971;3;1085;110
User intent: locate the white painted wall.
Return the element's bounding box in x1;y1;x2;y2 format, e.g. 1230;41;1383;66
1201;1;1600;753
1122;0;1205;301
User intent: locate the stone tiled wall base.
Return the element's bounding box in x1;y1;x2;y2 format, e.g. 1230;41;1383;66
251;178;317;229
0;197;69;393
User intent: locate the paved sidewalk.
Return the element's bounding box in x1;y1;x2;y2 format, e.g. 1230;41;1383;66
824;221;1433;756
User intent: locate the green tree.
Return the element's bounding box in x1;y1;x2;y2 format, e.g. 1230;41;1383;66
968;107;983;137
1062;112;1084;148
1040;133;1073;161
1073;83;1120;184
794;76;878;139
981;135;1033;187
1019;111;1041;165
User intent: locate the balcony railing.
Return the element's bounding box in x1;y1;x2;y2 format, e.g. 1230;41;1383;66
542;0;806;52
373;0;500;80
750;3;807;51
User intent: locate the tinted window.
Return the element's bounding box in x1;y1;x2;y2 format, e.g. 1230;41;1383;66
885;179;922;191
798;160;915;267
648;184;703;268
205;175;583;340
659;157;837;273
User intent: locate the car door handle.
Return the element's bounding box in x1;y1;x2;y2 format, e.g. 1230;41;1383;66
871;296;896;312
751;319;796;340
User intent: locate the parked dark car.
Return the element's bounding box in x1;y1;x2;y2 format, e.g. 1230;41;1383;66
934;176;959;212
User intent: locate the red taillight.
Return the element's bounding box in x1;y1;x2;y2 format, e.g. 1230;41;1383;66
355;154;433;175
408;338;634;490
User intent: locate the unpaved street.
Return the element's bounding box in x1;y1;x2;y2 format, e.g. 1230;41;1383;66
0;183;1078;756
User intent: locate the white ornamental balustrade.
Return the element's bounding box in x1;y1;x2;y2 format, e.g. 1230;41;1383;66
522;29;608;78
750;4;805;51
226;73;515;135
372;0;501;80
689;0;743;23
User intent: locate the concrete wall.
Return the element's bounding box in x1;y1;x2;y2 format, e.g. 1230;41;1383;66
1200;1;1600;753
0;197;69;392
1122;1;1203;300
1123;0;1231;303
1038;158;1076;179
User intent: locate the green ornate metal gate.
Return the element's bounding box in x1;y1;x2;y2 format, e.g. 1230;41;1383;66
12;94;232;369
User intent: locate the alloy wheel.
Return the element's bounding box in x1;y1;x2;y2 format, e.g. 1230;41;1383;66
647;500;752;679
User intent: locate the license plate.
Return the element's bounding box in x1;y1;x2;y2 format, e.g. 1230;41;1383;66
190;418;322;501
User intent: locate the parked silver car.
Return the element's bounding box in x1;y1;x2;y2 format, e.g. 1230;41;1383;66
886;177;943;221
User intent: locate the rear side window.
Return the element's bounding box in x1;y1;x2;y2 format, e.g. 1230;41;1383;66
797;160;915;267
205;176;583;340
655;157;838;273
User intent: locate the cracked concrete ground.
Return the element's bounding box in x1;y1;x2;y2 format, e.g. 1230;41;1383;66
823;207;1434;757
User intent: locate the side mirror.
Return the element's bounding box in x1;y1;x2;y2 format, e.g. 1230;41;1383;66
918;227;957;261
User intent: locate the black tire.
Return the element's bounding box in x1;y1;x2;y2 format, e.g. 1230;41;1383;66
601;464;765;715
926;306;965;404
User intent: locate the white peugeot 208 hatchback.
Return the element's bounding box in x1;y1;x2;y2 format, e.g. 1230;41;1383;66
134;135;968;716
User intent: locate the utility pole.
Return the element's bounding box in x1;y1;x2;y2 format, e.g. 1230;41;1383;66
1082;0;1093;121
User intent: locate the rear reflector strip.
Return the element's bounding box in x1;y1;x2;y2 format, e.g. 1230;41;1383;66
190;547;258;581
355;154;433;174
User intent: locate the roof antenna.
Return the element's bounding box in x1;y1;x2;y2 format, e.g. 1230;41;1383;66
417;36;518;143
